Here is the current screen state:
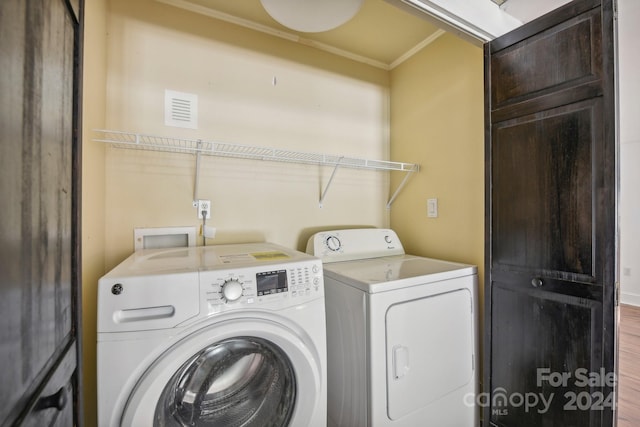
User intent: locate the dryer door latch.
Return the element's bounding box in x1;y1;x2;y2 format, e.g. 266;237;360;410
392;345;410;379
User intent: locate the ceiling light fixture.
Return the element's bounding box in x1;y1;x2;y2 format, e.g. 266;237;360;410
260;0;364;33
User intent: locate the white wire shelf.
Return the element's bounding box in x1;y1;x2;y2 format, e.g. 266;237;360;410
94;129;420;208
94;129;419;173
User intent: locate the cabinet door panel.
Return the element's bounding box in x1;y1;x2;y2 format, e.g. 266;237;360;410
490;278;602;427
489;4;603;123
491;9;602;108
0;0;80;424
492;99;601;283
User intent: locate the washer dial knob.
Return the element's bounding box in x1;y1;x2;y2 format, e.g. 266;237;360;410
221;279;244;302
325;235;341;252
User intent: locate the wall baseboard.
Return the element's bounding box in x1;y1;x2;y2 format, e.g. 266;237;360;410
621;292;640;307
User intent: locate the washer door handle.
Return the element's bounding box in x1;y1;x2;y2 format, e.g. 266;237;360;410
392;345;409;379
114;305;176;323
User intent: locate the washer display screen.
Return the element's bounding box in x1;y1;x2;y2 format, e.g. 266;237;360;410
256;270;288;296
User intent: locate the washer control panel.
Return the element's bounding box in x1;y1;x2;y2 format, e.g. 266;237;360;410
201;259;323;313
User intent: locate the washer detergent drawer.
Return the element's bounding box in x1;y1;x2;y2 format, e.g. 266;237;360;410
385;289;474;420
98;272;200;332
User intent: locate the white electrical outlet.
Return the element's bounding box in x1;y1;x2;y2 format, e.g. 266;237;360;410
197;199;211;219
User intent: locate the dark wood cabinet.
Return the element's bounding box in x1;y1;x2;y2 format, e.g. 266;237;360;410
484;0;617;426
0;0;83;425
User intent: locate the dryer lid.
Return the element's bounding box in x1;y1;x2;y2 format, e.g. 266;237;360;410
322;255;476;293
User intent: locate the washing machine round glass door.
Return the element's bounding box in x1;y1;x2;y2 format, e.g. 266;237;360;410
120;316;324;427
155;336;295;426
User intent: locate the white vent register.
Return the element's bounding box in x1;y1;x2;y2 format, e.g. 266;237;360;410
165;90;198;129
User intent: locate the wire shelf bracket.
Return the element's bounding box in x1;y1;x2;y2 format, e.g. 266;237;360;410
94;129;420;208
318;157;344;208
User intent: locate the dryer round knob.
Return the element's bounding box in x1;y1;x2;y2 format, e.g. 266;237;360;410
531;278;543;288
326;236;341;251
222;279;244;302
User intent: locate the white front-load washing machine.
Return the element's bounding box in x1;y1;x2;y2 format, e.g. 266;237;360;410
97;242;326;427
307;228;479;427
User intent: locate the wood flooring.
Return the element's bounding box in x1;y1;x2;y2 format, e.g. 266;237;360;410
618;304;640;427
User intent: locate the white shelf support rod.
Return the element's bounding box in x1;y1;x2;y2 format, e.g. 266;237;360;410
386;169;416;210
319;157;344;208
193;140;203;204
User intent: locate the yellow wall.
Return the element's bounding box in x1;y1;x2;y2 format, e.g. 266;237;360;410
389;33;485;287
103;0;392;270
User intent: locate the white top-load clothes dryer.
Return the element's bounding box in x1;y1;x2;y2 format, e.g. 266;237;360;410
307;228;478;427
97;242;326;427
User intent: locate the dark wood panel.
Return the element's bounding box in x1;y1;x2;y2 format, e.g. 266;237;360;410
20;0;75;388
490;5;602;122
490;282;603;427
0;3;28;420
492;99;600;282
491;11;600;106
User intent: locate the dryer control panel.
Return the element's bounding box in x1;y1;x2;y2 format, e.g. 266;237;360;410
306;228;405;263
201;259;324;314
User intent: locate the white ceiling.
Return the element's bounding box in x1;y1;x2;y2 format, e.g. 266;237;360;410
156;0;567;70
499;0;572;22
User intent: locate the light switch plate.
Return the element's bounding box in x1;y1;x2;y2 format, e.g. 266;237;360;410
427;198;438;218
